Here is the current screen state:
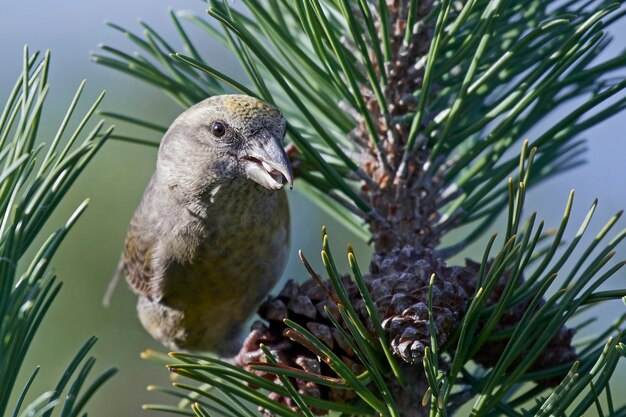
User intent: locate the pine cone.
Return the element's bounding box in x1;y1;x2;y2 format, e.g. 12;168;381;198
235;278;364;416
235;247;476;414
366;245;473;363
235;250;578;417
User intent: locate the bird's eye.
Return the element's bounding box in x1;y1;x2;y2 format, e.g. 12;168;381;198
211;121;226;137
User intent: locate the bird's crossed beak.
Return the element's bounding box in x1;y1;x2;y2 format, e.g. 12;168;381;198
241;130;294;191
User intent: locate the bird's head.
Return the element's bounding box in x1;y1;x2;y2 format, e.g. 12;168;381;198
158;95;293;193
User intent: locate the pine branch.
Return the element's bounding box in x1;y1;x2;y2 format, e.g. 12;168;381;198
0;47;116;417
95;0;626;416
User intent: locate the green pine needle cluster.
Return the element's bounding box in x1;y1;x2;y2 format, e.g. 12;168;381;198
92;0;626;415
0;47;116;417
95;0;626;248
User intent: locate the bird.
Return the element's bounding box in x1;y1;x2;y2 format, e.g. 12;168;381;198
106;95;293;356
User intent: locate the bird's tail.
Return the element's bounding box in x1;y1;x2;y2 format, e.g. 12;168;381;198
103;256;124;307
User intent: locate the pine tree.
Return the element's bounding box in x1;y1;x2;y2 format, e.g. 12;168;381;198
95;1;626;415
0;47;116;417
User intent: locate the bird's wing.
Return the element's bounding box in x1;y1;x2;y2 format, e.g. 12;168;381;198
123;214;155;299
104;174;161;305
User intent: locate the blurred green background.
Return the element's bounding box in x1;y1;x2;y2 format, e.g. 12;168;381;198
1;1;625;415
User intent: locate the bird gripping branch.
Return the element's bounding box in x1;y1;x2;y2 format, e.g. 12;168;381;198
108;95;292;356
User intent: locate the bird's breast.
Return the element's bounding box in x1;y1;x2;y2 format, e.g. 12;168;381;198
159;178;289;311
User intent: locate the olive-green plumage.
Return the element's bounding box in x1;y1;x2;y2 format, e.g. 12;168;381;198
118;95;292;356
